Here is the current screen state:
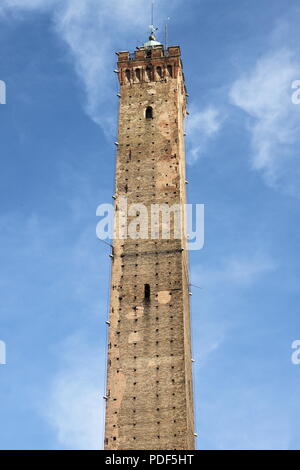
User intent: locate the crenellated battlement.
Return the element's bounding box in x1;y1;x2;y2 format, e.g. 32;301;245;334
116;46;183;86
117;45;181;62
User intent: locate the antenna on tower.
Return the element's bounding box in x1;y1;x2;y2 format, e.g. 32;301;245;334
149;1;158;39
151;1;154;26
164;17;170;51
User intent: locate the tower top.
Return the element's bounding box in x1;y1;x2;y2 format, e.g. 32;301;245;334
143;28;161;48
144;2;161;48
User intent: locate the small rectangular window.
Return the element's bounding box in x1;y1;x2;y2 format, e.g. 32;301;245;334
146;106;153;119
144;284;150;300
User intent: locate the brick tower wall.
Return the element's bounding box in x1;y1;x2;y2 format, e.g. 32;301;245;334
104;45;195;450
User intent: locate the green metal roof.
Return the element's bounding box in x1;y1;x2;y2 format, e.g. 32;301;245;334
143;39;162;48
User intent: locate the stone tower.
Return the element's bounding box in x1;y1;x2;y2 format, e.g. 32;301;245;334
104;32;195;450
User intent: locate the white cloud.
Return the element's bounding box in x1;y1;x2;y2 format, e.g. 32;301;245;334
43;333;104;450
230;48;300;193
193;253;276;288
0;0;180;132
0;0;55;11
203;386;291;450
186;105;223;163
0;190;108;449
191;252;276;366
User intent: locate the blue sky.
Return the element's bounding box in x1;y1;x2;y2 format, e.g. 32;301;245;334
0;0;300;450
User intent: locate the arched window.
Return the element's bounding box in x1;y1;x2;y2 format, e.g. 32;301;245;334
144;284;151;300
146;66;152;81
146;106;153;119
135;68;141;82
125;69;131;83
167;65;173;78
157;66;163;79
